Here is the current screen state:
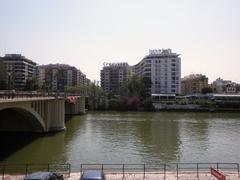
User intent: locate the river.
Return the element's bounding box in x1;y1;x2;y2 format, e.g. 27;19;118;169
0;111;240;171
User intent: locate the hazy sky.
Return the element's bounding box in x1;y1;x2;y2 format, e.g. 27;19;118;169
0;0;240;83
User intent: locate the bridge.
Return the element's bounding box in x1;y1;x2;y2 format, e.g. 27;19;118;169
0;95;86;133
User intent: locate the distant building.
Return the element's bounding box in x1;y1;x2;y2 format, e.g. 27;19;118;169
37;64;89;92
0;54;37;90
212;78;239;94
100;62;131;96
181;74;208;95
133;49;181;95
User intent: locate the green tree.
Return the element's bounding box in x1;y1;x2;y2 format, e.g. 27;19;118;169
201;87;213;94
25;78;38;91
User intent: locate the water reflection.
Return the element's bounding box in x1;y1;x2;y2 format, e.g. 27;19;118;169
133;113;181;163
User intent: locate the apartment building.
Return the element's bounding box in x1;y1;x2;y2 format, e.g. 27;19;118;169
212;78;239;94
100;62;131;96
133;49;181;95
0;54;37;90
37;64;88;92
181;74;208;95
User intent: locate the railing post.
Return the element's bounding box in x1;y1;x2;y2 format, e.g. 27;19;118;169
164;164;166;180
122;164;125;180
80;164;82;177
2;165;5;180
176;163;178;180
101;164;103;172
197;163;199;179
237;163;240;178
25;164;28;176
48;164;50;172
68;163;71;177
217;163;219;170
143;164;145;179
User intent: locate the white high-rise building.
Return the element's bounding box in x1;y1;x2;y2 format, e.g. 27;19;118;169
133;49;181;94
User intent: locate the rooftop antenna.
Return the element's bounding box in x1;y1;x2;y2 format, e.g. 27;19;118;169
3;40;7;55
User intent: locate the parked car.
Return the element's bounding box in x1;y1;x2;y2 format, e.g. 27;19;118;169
80;170;105;180
24;172;64;180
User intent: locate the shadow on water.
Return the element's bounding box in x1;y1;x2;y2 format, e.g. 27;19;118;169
0;108;60;161
0;115;80;163
0;132;46;161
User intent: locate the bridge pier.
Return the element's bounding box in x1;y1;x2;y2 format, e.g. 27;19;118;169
65;97;85;115
43;99;66;132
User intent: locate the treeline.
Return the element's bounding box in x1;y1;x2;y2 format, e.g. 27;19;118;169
85;76;154;111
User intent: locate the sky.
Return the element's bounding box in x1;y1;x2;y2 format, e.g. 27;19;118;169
0;0;240;83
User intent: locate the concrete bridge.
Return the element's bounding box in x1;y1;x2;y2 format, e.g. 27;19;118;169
0;96;85;133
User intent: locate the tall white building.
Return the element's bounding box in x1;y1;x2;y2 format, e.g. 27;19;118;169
133;49;181;94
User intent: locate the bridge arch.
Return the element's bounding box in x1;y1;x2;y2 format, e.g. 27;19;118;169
0;106;46;132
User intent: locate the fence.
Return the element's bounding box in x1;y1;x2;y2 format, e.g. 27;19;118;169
0;163;71;179
0;163;239;179
80;163;240;179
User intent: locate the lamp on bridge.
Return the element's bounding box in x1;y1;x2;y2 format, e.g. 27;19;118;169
7;71;12;90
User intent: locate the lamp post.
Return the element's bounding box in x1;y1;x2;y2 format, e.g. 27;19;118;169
7;72;11;90
7;72;12;98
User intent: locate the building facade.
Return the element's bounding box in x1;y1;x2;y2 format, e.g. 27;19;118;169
181;74;208;95
0;54;37;90
100;62;131;96
212;78;239;94
37;64;89;92
133;49;181;95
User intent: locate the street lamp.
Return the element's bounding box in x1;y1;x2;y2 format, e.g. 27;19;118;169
7;72;12;90
7;72;12;98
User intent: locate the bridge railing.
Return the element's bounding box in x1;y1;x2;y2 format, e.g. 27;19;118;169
0;90;85;99
0;163;71;179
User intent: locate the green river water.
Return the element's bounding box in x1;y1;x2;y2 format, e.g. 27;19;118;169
1;111;240;171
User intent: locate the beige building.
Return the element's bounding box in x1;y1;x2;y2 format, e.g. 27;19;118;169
211;78;239;94
181;74;208;95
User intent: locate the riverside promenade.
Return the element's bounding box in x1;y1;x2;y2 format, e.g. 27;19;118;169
2;172;240;180
1;163;239;180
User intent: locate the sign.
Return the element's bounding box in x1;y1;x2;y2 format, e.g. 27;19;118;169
103;62;128;67
211;167;226;180
149;49;162;55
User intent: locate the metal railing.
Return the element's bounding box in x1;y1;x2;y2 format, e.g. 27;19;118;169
0;163;239;179
80;163;240;179
0;90;84;99
0;163;71;179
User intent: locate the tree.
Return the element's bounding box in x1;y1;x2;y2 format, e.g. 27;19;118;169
25;78;38;91
0;80;7;90
201;87;213;94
